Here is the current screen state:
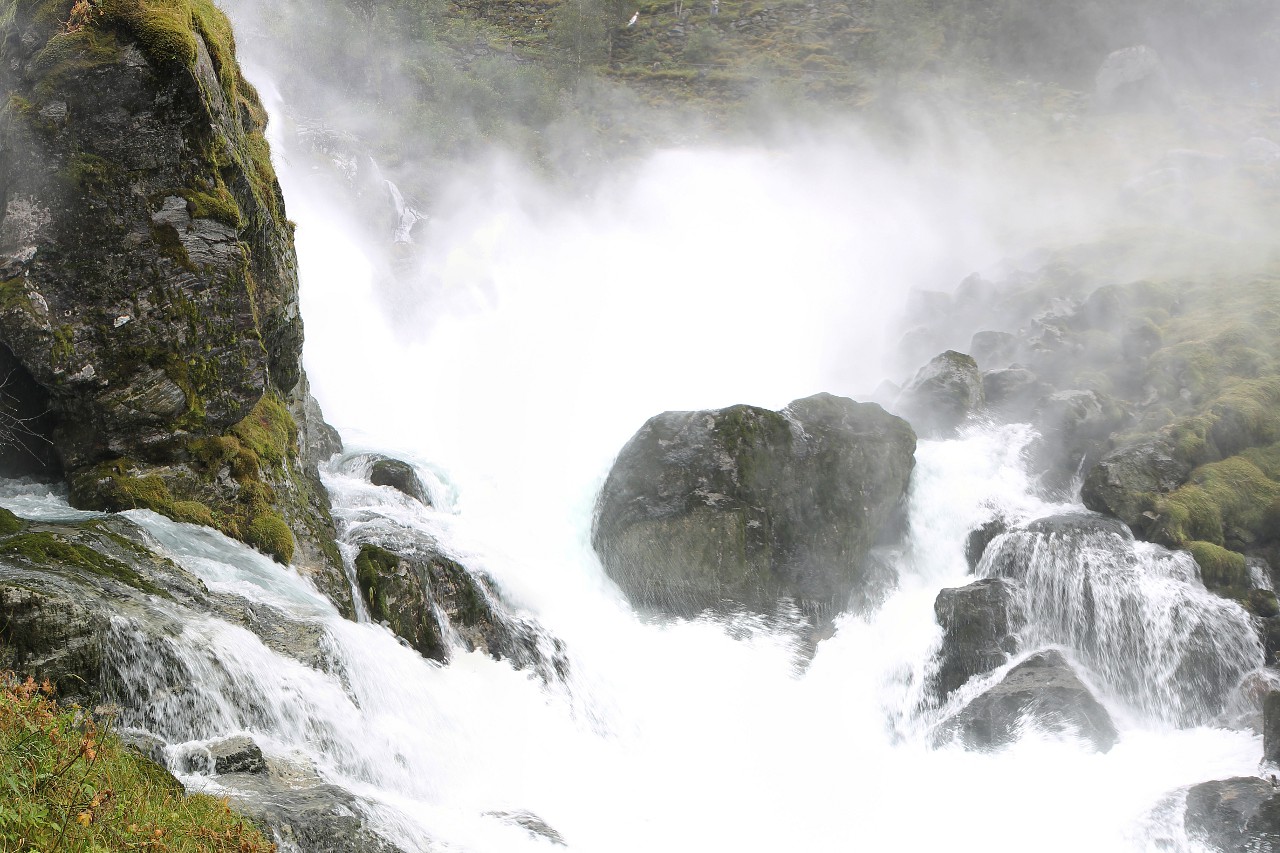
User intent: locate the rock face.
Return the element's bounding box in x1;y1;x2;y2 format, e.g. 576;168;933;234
592;393;916;620
0;0;351;615
896;350;985;437
939;650;1119;752
1185;778;1280;853
931;577;1022;699
1081;439;1191;535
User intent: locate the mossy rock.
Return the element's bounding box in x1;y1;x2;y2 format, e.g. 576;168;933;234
243;512;294;565
0;531;164;596
1188;540;1249;591
0;507;25;536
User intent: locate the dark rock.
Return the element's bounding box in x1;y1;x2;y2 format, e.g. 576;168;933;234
1095;45;1171;110
897;351;985;437
965;518;1009;571
939;649;1119;752
1262;616;1280;668
210;735;267;775
592;393;916;620
1081;439;1192;534
931;578;1022;699
1266;692;1280;766
982;368;1048;422
353;539;565;680
369;457;431;506
1185;777;1280;853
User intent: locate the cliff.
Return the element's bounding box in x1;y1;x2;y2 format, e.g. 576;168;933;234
0;0;352;616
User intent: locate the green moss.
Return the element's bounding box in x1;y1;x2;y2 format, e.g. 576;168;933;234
0;277;36;315
1155;450;1280;549
177;185;242;227
229;393;296;469
150;223;195;271
243;512;293;564
70;460;214;533
1188;540;1248;591
62;152;116;194
355;544;399;618
0;507;25;536
0;531;163;595
50;324;74;368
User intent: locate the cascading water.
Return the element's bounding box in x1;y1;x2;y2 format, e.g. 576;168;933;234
4;67;1272;853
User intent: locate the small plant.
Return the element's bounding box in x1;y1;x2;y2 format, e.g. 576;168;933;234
61;0;99;34
0;671;275;851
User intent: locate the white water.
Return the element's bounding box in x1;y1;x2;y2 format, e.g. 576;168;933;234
5;72;1270;853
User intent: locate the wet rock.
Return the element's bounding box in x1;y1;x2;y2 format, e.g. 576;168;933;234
931;578;1022;699
210;735;267;775
970;330;1020;370
487;810;567;846
222;760;407;853
592;393;916;620
1185;777;1280;853
1081;439;1191;535
897;351;985;437
965;517;1009;571
1266;692;1280;766
982;368;1048;422
369;457;431;506
1029;389;1129;493
353;538;565;681
1095;45;1170;110
939;650;1119;752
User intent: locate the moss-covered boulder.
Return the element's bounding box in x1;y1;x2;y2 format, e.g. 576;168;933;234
592;392;916;620
0;0;351;615
896;350;985;437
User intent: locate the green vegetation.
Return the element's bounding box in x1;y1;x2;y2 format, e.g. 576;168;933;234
0;672;275;852
0;531;165;596
354;543;399;618
243;512;293;565
0;507;26;536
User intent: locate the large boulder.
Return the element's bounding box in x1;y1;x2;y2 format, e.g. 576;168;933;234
592;393;916;620
931;578;1022;700
896;351;985;437
0;0;352;616
938;649;1119;752
1185;778;1280;853
1029;389;1129;493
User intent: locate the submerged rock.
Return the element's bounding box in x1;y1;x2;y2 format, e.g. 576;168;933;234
939;650;1119;752
931;578;1022;700
592;393;916;620
896;351;985;437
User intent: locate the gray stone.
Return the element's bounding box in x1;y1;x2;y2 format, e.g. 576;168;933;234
897;351;985;437
931;578;1022;699
593;393;916;620
1266;691;1280;766
369;456;431;506
1185;777;1280;853
939;650;1119;752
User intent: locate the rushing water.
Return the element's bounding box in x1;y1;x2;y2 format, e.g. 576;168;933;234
4;76;1271;853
